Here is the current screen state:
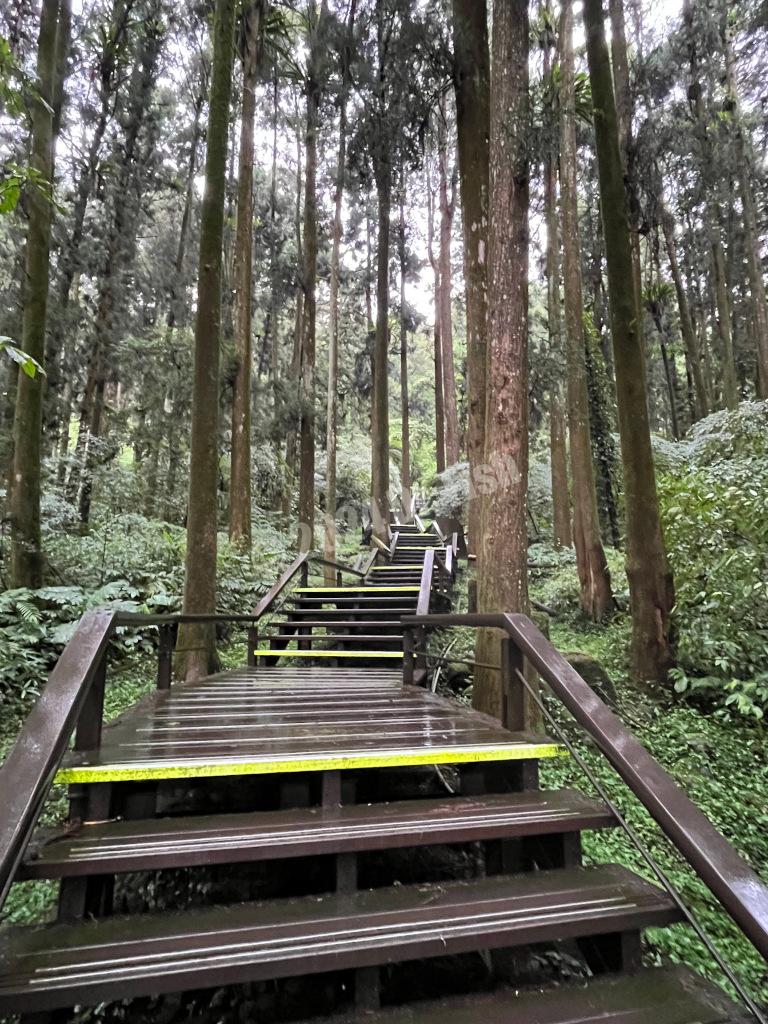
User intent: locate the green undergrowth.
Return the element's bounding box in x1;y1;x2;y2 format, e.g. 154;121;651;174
529;550;768;1003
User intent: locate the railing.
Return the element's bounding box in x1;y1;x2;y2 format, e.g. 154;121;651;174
0;609;116;908
401;611;768;965
0;548;374;909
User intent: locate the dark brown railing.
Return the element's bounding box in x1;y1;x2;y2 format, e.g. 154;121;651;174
401;611;768;963
0;609;116;907
0;548;374;909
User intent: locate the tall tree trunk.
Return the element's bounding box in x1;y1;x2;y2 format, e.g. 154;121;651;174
71;14;163;523
475;0;535;724
607;0;642;315
229;1;265;551
45;0;132;446
543;39;571;551
437;102;460;468
398;186;411;518
584;0;675;682
324;0;355;582
281;120;305;524
370;2;391;541
268;74;280;406
560;0;613;620
660;202;708;419
683;0;738;409
452;0;489;556
426;161;445;475
297;2;325;553
175;0;237;681
723;24;768;396
8;0;71;587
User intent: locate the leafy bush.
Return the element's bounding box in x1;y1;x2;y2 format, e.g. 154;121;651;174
658;402;768;718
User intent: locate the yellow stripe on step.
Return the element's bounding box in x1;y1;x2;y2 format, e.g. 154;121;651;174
371;565;423;570
56;743;567;784
253;649;403;659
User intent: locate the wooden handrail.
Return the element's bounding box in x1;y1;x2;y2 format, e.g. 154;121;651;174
307;555;366;579
414;512;427;533
404;611;768;963
389;530;399;559
416;548;435;616
0;609;116;909
251;551;311;620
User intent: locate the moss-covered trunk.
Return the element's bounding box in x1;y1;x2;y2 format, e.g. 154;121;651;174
583;0;675;682
8;0;70;587
175;0;237;681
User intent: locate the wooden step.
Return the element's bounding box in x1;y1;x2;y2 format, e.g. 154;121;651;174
0;865;680;1013
269;635;403;645
285;608;416;618
288;597;419;605
254;650;404;660
294;967;744;1024
294;587;420;594
271;620;403;630
21;790;615;878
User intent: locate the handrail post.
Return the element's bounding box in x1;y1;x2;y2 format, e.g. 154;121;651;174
300;560;309;586
68;648;109;826
248;626;258;667
157;624;174;690
500;637;525;732
402;626;415;686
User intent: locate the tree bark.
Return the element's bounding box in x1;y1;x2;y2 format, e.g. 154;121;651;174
8;0;71;587
560;0;613;621
452;0;489;556
584;0;675;682
437;101;460;468
660;202;708;420
370;1;391;541
426;159;445;475
229;1;265;551
723;23;768;397
543;37;570;551
398;186;411;517
297;2;325;552
324;0;356;582
175;0;237;681
475;0;536;725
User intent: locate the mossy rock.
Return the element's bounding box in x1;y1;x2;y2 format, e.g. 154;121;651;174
563;651;617;707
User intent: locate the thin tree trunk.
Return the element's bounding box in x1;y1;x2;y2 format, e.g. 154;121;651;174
269;74;280;406
475;0;536;725
542;38;571;551
9;0;71;587
723;24;768;396
175;0;237;681
230;1;265;551
324;0;355;581
426;159;445;475
452;0;489;556
584;0;675;682
437;102;459;468
660;202;708;419
297;2;325;553
369;2;391;541
560;0;613;620
398;185;411;515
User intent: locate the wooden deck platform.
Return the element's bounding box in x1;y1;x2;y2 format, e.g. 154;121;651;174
56;667;563;784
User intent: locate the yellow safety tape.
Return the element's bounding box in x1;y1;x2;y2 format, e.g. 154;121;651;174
56;743;567;784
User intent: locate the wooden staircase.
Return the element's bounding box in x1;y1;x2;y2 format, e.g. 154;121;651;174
0;517;762;1021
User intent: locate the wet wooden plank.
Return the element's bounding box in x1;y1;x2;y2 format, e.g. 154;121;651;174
55;669;563;783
